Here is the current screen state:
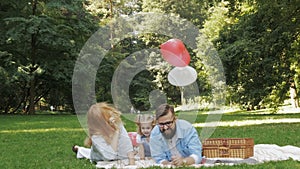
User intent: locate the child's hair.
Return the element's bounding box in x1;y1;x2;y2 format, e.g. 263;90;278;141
135;114;156;135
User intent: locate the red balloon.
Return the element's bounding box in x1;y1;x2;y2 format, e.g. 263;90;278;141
160;39;191;67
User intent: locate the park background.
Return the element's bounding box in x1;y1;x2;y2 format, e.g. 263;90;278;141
1;0;300;168
1;0;299;114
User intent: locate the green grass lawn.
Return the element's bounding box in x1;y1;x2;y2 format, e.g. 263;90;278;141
0;110;300;169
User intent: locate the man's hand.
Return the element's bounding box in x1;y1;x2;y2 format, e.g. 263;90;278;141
161;160;172;165
171;156;186;166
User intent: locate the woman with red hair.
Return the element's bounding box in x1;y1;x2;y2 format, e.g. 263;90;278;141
73;102;134;164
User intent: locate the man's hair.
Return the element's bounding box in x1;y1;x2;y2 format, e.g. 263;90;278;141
155;103;175;120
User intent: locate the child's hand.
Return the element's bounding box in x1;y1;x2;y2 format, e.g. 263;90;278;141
127;151;135;165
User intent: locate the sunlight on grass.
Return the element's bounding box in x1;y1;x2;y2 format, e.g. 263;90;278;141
0;127;84;133
193;118;300;127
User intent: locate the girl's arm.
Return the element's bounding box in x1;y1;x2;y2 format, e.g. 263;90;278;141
138;144;145;160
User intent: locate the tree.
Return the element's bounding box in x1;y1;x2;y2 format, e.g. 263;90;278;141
0;0;98;114
142;0;213;28
216;0;300;110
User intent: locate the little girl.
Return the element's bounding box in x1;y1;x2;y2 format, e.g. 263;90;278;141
135;114;155;160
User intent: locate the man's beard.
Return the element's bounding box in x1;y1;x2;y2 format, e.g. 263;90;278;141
161;126;176;139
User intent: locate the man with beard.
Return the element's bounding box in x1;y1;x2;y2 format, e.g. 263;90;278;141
149;103;202;166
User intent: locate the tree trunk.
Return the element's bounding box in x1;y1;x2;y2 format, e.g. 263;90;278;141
290;82;299;108
109;0;114;48
180;87;184;105
28;77;36;114
28;0;38;115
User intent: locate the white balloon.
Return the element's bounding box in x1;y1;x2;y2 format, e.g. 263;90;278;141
167;66;197;86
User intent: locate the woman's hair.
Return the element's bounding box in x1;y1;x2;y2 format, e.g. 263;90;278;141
86;102;122;145
135;114;155;135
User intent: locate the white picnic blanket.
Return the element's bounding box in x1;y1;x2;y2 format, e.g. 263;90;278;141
253;144;300;162
95;144;300;169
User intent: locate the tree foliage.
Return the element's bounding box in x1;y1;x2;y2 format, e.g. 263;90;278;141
0;0;98;114
1;0;299;114
215;0;300;110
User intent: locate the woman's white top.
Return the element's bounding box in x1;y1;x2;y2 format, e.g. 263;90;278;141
90;125;133;162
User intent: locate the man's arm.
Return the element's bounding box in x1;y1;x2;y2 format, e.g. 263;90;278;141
185;127;202;164
149;128;169;164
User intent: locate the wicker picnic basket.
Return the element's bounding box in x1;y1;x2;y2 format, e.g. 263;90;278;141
202;138;254;158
